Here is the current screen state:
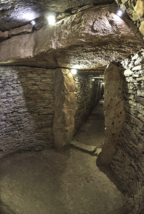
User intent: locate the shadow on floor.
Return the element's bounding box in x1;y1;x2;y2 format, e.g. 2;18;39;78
96;156;127;195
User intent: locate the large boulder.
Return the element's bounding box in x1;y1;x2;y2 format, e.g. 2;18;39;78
0;4;143;70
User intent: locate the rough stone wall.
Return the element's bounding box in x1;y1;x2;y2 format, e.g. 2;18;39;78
116;0;144;37
0;66;55;158
110;48;144;213
53;69;76;149
98;64;125;165
73;74;102;132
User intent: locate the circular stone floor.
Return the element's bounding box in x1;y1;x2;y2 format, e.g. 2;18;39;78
0;147;127;214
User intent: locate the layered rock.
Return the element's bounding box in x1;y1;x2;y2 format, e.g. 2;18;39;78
109;48;144;213
0;4;143;71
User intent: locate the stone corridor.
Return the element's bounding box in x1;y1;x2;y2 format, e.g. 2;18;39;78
74;100;105;148
0;0;144;212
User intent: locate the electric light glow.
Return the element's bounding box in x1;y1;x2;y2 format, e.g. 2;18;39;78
47;15;56;25
71;69;77;75
117;10;123;17
31;20;36;26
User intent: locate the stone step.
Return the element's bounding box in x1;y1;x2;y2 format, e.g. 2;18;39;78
70;140;102;156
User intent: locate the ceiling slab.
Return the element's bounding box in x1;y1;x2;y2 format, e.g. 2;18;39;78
0;4;143;73
0;0;114;31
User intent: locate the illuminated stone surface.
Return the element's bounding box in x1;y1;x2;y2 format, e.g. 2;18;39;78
115;0;144;36
109;47;144;214
9;24;33;37
0;4;143;70
0;0;114;31
53;69;76;149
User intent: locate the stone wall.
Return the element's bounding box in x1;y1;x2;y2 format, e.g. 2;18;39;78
110;48;144;213
73;74;103;132
53;69;76;149
115;0;144;37
0;66;55;158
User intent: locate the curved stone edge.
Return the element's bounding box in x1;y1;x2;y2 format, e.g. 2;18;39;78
98;63;125;165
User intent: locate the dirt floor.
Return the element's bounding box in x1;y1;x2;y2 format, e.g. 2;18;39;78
0;102;127;214
74;100;105;148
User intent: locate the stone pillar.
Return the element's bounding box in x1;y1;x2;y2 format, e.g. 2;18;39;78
53;69;76;150
98;63;125;165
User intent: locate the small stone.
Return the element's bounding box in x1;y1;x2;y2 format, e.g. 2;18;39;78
137;90;144;97
137;76;144;81
132;73;139;77
94;148;102;156
70;140;97;153
131;53;139;61
134;57;143;65
132;65;142;71
137;113;144;122
128;62;134;69
120;4;126;12
124;69;133;76
126;7;140;21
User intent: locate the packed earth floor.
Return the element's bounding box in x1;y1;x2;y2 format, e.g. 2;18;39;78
0;101;127;214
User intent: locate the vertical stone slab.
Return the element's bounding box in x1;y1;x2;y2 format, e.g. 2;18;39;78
53;69;76;149
98;63;125;165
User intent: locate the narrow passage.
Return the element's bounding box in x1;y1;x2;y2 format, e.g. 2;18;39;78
74;100;105;148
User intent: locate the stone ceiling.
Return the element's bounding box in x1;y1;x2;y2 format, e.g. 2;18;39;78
0;4;142;72
0;0;114;31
